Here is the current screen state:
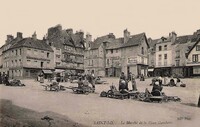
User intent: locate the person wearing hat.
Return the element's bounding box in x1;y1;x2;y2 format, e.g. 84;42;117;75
119;79;129;92
151;81;163;92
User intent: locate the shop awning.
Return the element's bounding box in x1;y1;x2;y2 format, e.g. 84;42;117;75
54;69;65;73
148;68;154;72
42;70;53;74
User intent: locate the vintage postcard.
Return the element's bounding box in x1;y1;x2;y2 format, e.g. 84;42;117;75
0;0;200;127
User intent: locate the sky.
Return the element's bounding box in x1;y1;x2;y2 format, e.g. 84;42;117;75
0;0;200;47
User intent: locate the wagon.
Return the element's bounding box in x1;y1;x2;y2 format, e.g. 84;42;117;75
66;86;95;95
137;89;181;103
101;85;130;99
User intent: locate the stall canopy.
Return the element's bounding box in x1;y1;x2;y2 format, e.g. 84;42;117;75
148;68;154;72
54;69;65;73
42;70;53;74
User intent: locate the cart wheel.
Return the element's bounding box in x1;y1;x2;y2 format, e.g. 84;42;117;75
107;90;113;98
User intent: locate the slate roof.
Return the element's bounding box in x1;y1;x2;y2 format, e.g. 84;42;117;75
121;33;148;48
186;38;200;58
90;34;115;50
10;38;53;52
106;38;123;49
47;29;85;49
174;35;192;44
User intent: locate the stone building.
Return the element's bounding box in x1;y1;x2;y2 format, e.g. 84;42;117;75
186;38;200;76
46;25;85;74
105;38;123;77
84;29;149;77
84;33;115;77
154;32;176;76
171;35;193;77
0;32;54;78
147;38;159;76
120;29;149;77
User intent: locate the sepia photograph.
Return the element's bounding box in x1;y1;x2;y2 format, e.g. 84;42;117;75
0;0;200;127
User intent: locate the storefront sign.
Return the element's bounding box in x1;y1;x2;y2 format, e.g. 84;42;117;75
127;56;137;64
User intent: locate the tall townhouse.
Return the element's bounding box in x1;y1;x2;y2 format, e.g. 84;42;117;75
185;30;200;77
105;38;123;77
147;38;159;77
0;33;22;75
120;29;149;77
46;25;85;74
154;32;177;76
171;35;193;77
84;33;115;77
1;32;54;78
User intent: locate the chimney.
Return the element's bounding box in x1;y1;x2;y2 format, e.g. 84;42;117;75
124;29;130;43
66;29;73;35
108;33;115;39
17;32;23;39
6;35;14;43
32;31;37;40
85;33;92;49
75;31;84;39
170;31;177;43
86;33;92;42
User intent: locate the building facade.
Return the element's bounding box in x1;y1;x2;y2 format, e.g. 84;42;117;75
105;38;123;77
186;38;200;76
0;32;54;78
84;33;115;77
154;32;176;76
121;30;149;77
46;25;85;74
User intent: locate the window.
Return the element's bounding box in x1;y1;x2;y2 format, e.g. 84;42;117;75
176;50;180;58
196;45;200;51
19;49;21;55
91;60;93;66
158;46;162;51
47;62;50;64
27;60;30;62
41;62;44;68
15;60;17;66
19;59;21;65
41;51;44;53
164;45;167;50
16;50;18;55
193;66;200;74
107;59;109;65
28;49;31;50
34;61;37;62
192;54;198;62
158;54;162;61
116;49;118;53
34;50;37;52
47;52;50;58
164;54;167;59
176;60;180;66
141;47;144;54
111;49;113;54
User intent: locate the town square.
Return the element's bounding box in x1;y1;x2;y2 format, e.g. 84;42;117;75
1;0;200;127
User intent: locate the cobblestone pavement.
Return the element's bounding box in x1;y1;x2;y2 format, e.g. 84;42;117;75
0;77;200;127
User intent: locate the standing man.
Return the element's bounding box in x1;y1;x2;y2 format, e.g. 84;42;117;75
90;71;95;90
131;73;137;91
